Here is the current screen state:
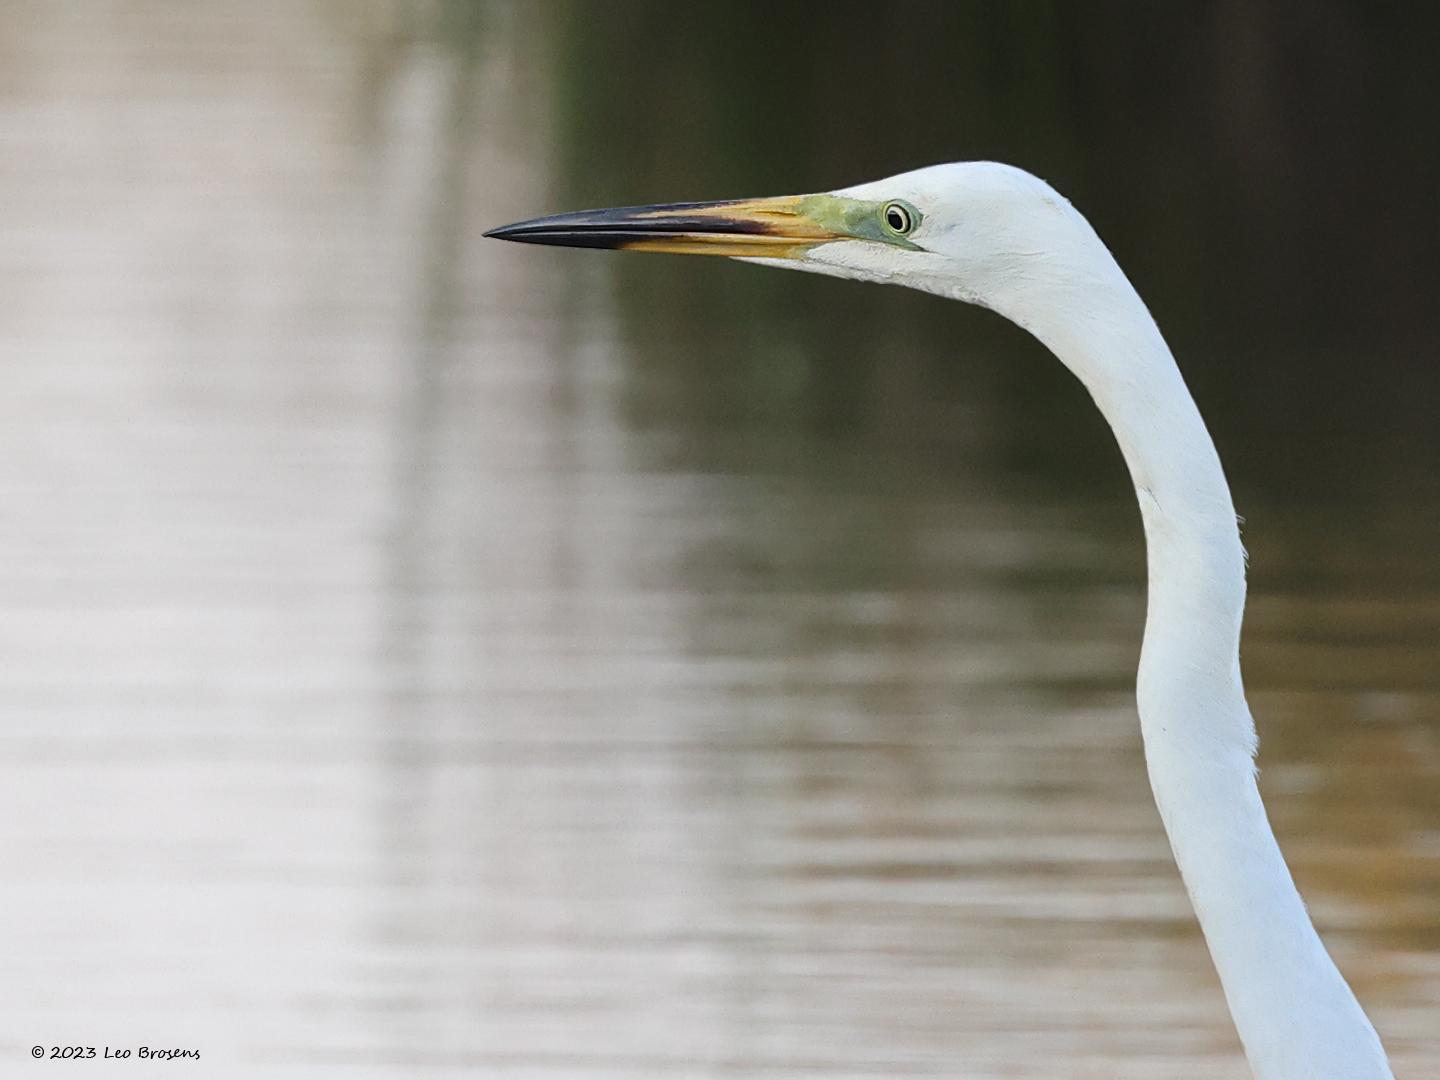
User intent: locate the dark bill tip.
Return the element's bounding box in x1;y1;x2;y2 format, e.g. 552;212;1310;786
483;201;766;250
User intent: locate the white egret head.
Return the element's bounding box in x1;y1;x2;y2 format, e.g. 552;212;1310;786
486;162;1107;319
486;162;1398;1080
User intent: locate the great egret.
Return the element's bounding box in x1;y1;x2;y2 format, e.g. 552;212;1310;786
486;163;1394;1080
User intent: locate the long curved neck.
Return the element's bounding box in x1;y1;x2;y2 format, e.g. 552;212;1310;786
986;241;1393;1079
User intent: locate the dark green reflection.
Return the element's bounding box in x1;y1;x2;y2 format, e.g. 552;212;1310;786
520;0;1440;505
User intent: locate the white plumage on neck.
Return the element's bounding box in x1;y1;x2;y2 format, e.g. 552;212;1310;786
769;162;1395;1079
1006;241;1392;1080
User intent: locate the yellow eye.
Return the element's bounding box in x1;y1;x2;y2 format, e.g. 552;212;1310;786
883;202;914;235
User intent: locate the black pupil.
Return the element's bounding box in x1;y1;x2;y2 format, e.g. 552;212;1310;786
886;206;908;231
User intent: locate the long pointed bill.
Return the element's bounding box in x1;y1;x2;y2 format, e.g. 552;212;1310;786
483;195;845;259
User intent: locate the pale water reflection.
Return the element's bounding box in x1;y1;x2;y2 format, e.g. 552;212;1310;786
0;4;1436;1079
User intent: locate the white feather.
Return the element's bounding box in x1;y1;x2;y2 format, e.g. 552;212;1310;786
747;162;1393;1080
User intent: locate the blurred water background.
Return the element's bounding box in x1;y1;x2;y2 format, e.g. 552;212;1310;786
1;2;1437;1077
